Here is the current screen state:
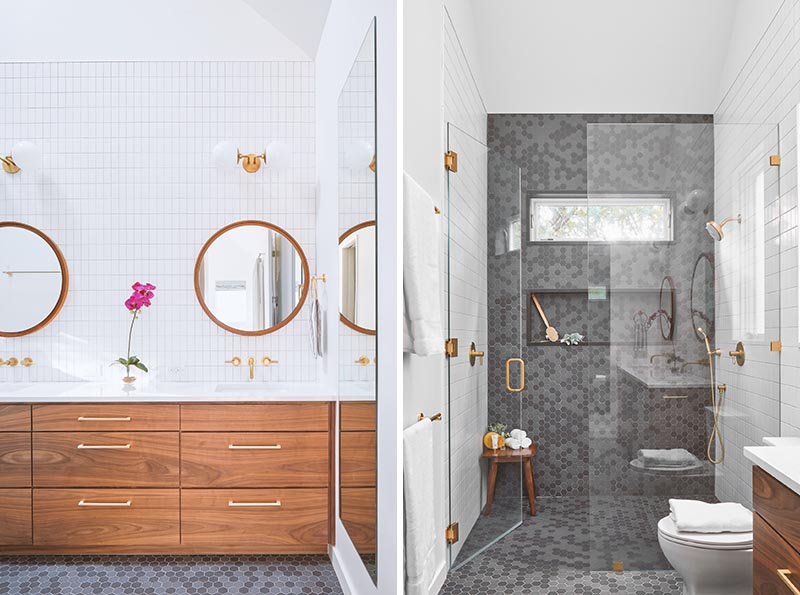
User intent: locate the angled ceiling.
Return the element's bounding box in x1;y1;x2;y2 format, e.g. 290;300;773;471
242;0;333;60
451;0;762;114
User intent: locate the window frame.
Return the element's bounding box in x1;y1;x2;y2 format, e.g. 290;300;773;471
528;191;675;244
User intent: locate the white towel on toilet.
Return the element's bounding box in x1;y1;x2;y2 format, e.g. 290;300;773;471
403;173;443;356
404;418;436;595
669;499;753;533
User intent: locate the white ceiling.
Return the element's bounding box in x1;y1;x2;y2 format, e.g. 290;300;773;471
242;0;333;60
450;0;777;114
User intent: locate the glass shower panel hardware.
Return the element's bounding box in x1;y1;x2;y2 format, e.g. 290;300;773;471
505;358;525;392
445;122;523;572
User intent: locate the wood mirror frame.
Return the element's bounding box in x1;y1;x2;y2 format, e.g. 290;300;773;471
0;222;69;338
659;275;675;341
194;220;310;336
339;220;376;336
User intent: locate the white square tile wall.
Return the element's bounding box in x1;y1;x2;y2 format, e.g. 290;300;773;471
714;0;800;507
338;58;376;383
0;61;318;384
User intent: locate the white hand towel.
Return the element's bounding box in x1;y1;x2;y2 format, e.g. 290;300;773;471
510;429;527;441
669;499;753;533
520;437;532;448
404;418;436;595
506;438;521;449
403;173;443;356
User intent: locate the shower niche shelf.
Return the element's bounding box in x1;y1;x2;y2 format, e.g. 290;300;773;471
526;288;663;347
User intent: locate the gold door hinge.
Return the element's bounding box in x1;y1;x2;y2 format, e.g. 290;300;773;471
612;561;624;573
444;150;458;172
770;155;781;166
771;341;782;352
446;522;459;544
445;338;459;358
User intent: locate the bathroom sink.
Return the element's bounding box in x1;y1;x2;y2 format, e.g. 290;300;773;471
214;383;290;394
0;384;30;394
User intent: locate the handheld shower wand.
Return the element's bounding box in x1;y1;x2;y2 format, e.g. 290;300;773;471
698;327;725;464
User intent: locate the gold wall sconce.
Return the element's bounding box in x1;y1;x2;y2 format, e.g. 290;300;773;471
212;141;290;174
1;142;42;174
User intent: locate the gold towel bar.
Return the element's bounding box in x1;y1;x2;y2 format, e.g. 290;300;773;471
418;412;443;422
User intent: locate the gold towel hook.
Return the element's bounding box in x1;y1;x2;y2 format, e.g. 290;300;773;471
418;412;443;422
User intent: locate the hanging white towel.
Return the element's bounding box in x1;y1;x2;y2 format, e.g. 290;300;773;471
403;173;443;356
404;418;436;595
308;282;325;359
669;499;753;533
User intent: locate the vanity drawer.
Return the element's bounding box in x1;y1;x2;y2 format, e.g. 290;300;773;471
181;432;329;487
340;402;376;431
341;487;376;551
340;431;376;487
33;404;179;431
33;432;180;487
754;466;800;554
0;405;31;431
180;403;329;432
754;512;800;595
181;488;328;549
0;489;32;545
0;433;32;487
33;489;180;546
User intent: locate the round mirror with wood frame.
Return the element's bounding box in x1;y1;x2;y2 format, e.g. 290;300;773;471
0;222;69;338
194;220;310;336
339;220;376;336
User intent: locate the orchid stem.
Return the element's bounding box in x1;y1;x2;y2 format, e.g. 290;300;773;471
126;310;138;376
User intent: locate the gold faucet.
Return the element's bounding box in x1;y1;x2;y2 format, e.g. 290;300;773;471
354;356;371;365
0;358;19;367
262;356;279;367
247;356;256;380
21;358;33;367
680;359;710;372
225;356;242;368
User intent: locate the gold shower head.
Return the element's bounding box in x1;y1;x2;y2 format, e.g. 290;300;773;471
705;215;741;241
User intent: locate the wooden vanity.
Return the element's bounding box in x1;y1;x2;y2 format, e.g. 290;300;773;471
753;465;800;594
0;401;335;554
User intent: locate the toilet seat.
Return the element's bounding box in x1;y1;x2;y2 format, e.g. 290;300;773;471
658;517;752;550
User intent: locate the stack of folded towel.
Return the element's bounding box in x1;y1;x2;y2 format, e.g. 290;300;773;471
506;429;532;450
669;499;753;533
636;448;700;469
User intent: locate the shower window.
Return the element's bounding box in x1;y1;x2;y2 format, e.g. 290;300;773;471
529;193;673;242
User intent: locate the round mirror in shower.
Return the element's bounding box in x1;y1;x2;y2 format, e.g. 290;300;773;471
339;221;376;335
0;222;69;337
194;221;309;335
691;252;714;342
659;275;675;341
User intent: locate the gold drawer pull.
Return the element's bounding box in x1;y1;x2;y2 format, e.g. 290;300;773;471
77;443;131;449
779;570;800;595
228;500;281;507
78;500;132;507
228;444;281;450
663;395;688;399
77;416;132;422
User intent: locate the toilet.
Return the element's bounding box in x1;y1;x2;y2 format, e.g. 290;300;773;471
657;516;752;595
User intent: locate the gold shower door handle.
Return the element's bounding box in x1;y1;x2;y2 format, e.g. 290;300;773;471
506;358;525;393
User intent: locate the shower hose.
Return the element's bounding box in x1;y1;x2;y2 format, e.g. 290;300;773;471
705;340;725;465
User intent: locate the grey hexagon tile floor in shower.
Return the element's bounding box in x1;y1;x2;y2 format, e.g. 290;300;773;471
0;555;343;595
443;496;685;595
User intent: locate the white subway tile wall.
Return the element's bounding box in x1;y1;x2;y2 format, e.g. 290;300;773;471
338;56;376;384
443;12;490;563
714;0;800;507
0;61;318;384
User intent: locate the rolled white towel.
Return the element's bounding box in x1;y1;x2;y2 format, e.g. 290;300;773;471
509;429;527;441
506;438;521;450
669;499;752;533
520;437;532;448
637;448;699;468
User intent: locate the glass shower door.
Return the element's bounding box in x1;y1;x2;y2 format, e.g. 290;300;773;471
445;123;524;570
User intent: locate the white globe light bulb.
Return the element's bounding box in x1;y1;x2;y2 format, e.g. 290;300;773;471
212;141;238;172
266;141;292;171
11;141;42;171
343;141;374;170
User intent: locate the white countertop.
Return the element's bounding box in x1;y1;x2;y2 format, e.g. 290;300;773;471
744;445;800;496
0;382;337;402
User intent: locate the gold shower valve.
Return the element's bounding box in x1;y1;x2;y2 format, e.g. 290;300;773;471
729;342;746;367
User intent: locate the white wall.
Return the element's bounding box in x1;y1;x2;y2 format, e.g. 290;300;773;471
1;0;308;61
466;0;738;114
316;1;399;593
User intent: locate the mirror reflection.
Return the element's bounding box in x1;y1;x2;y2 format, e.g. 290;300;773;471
339;221;376;335
691;252;715;341
0;222;68;337
337;18;377;584
195;221;308;335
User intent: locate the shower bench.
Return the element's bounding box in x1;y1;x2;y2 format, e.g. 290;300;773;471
482;445;538;516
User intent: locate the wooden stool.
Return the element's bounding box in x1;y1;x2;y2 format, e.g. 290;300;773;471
481;445;537;516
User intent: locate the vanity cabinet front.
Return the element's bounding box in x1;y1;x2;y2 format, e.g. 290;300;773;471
0;401;334;555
